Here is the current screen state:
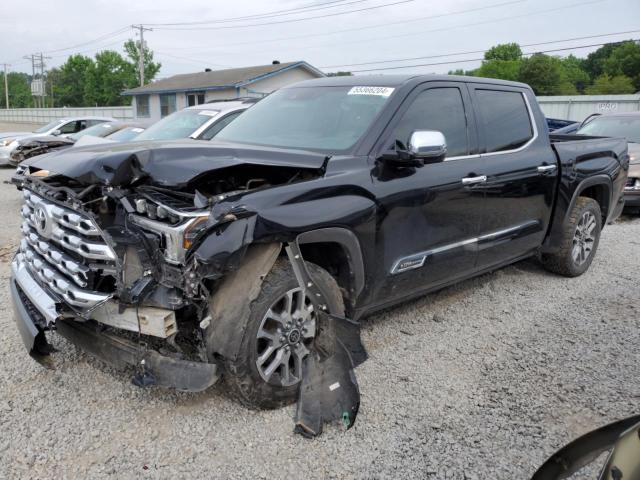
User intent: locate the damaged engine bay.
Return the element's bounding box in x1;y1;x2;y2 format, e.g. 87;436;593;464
12;141;368;437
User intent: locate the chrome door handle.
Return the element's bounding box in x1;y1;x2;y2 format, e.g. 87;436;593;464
461;175;487;185
537;164;557;174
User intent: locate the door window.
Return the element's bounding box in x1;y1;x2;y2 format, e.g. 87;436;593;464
59;121;79;134
391;87;469;158
474;89;533;153
200;111;243;140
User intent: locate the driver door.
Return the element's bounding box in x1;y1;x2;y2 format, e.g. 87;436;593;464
370;82;486;305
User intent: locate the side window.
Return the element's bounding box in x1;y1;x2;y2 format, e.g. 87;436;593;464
475;89;533;153
59;121;78;134
391;87;469;158
200;111;242;140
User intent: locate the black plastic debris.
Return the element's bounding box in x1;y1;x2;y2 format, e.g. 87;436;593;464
285;242;368;438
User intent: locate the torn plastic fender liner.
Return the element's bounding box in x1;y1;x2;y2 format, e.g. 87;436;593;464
204;242;281;361
286;242;368;437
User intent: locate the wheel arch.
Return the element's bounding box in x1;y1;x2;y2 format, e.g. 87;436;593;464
297;227;365;313
569;175;612;225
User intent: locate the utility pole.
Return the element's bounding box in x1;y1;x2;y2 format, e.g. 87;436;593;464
132;24;152;87
23;53;50;107
2;63;9;109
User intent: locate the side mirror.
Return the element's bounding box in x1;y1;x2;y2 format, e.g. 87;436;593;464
407;130;447;162
52;129;62;136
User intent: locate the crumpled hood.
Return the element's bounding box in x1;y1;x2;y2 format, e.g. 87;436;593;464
25;139;328;187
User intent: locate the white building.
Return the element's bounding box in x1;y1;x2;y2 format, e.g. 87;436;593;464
122;61;324;122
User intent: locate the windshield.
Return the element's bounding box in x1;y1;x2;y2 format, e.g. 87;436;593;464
577;116;640;143
135;109;219;141
68;123;120;141
107;127;145;142
34;120;61;134
215;86;393;153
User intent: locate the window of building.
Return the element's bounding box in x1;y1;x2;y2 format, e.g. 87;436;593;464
187;92;206;107
160;94;177;118
475;90;533;153
136;95;150;118
391;87;469;158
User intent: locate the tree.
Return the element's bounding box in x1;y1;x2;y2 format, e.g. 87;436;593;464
585;74;635;94
601;41;640;90
84;50;134;106
51;54;95;107
518;54;566;95
484;43;522;61
476;60;521;81
583;43;620;80
559;55;590;93
124;39;161;86
0;72;32;108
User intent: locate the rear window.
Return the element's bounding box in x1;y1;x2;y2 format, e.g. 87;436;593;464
475;90;533;153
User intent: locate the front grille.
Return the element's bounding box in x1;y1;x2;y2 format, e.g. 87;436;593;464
19;189;116;310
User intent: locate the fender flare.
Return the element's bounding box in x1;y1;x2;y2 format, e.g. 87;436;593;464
297;227;365;300
563;174;612;225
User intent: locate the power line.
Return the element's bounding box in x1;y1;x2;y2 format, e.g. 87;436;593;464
157;0;525;51
40;26;131;55
145;0;368;26
348;38;640;72
321;29;640;68
154;51;230;68
153;0;419;31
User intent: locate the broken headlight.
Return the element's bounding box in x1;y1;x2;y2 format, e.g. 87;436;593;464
129;197;210;264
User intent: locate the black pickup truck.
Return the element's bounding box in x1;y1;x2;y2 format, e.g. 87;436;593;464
10;75;628;409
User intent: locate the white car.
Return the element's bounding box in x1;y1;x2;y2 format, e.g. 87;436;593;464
133;98;257;142
0;116;115;165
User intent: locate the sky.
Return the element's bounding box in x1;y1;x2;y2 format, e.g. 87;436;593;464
1;0;639;78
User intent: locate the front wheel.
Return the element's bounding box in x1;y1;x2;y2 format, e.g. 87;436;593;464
541;197;602;277
221;258;344;410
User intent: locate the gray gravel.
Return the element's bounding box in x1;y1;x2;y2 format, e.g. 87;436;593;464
0;164;639;479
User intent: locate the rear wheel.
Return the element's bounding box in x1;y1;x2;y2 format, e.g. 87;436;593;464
222;258;344;409
541;197;602;277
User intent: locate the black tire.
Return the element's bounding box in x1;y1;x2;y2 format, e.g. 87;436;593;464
541;197;602;277
222;258;344;410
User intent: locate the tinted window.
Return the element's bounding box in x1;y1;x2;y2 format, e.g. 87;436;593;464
475;90;533;152
200;111;243;140
391;88;469;158
59;121;79;134
577;116;640;144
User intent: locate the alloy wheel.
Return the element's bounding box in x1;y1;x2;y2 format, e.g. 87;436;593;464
255;288;316;386
572;211;597;266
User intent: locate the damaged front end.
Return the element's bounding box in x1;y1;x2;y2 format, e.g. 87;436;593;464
10;142;368;435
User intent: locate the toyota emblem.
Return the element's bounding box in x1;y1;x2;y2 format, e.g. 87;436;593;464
34;205;51;237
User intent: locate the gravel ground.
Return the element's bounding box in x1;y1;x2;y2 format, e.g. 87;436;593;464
0;161;639;478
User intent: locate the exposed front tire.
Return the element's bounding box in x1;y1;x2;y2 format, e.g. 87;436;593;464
222;258;344;410
541;197;602;277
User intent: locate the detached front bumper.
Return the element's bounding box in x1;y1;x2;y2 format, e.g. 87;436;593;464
10;256;220;392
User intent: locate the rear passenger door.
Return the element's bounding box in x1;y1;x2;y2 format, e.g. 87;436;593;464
469;85;558;270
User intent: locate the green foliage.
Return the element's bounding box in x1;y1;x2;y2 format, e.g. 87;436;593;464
484;43;522;61
0;72;32;107
585;74;635;94
461;40;640;95
40;38;162;107
477;60;521;81
124;39;162;84
600;41;640;90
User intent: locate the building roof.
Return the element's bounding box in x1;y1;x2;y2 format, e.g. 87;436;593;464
123;61;324;95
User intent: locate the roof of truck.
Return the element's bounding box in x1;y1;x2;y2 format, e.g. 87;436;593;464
287;74;531;89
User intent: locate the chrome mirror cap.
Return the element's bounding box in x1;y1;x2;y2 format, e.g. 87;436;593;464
408;130;447;159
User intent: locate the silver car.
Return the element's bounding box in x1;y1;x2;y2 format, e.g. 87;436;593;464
0;116;116;165
133;98;257;142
